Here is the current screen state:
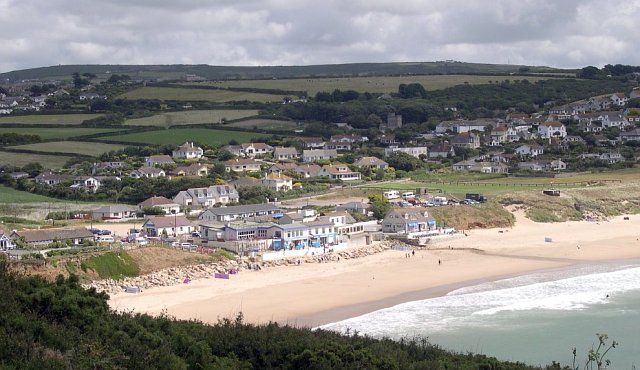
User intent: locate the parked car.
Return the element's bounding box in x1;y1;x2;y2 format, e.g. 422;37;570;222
95;235;114;243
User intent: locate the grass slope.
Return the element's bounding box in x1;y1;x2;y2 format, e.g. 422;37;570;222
224;118;301;131
0;113;102;125
124;109;259;127
119;86;286;102
101;128;270;146
197;74;558;94
81;251;139;280
0;127;124;140
8;141;126;156
0;185;62;203
0;151;74;168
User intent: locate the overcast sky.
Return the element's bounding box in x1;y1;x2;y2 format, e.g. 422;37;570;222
1;0;638;72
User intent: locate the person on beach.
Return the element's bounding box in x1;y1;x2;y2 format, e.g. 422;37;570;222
438;259;441;265
412;250;415;257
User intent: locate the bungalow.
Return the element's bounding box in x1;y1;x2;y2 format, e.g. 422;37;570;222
610;93;629;107
542;159;567;171
173;185;239;208
198;203;283;222
562;136;586;149
11;227;94;248
293;163;322;178
302;149;338;162
224;143;274;157
71;176;104;192
354;156;389;170
515;143;544;157
324;140;352;151
267;162;298;175
382;208;436;234
172;164;208;177
318;163;362;181
9;172;29;180
428;143;455;159
91;205;137;220
588;95;613;111
330;134;368;143
224;158;262;172
379;134;399;146
538;121;567;139
262;173;293;191
296;137;326;149
384;146;428;158
35;172;69;186
143;216;194;237
599;152;624;164
145;155;175;167
0;229;14;251
598;111;628;129
230;176;262;189
273;146;299;161
172;142;203;160
138;196;181;215
620;128;640;142
130;166;166;178
518;161;545;172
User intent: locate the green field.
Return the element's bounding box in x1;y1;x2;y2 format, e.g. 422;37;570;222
124;109;259;127
81;251;140;280
0;127;125;140
101;128;271;146
0;185;63;203
224;118;302;131
8;141;126;156
0;151;75;168
119;86;287;103
190;75;558;95
0;114;103;125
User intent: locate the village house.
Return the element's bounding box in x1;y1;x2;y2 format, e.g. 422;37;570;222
537;121;567;139
262;173;293;191
294;163;322;178
598;111;628;129
323;140;352;151
71;176;119;193
302;149;338;162
562;136;586;149
451;132;481;149
354;156;389;170
619;128;640;142
515;143;544;157
318;163;362;181
624;108;640;124
382;208;436;234
172;164;208;177
138;196;181;215
517;161;545;172
145;155;175;167
610;93;629;107
173;185;239;209
143;216;194;237
296;137;326;149
428;143;455;159
130;166;166;178
0;229;14;251
588;95;613;111
489;127;509;146
599;152;624;164
11;227;94;248
224;143;274;157
9;172;29;180
435;119;494;134
35;172;69;186
384;146;428;158
172;142;203;160
273;146;299;161
91;205;137;220
198;204;283;222
379;134;399;146
224;158;262;172
330;134;368;143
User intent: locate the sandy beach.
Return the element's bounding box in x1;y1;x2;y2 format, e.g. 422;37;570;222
109;212;640;327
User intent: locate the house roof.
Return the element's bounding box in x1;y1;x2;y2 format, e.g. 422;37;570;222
540;121;564;127
303;149;338;157
147;155;174;163
92;205;136;213
202;203;282;217
225;158;261;166
144;215;192;228
273;146;298;156
138;196;176;206
355;156;387;166
175;142;201;151
13;227;94;243
135;166;164;175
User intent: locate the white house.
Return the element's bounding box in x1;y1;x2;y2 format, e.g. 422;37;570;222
262;173;293;191
0;229;14;251
143;216;194;237
302;149;338;162
318;163;361;181
91;205;137;220
130;166;166;178
273;146;299;161
173;185;239;208
515;144;544;157
172;142;203;160
610;93;629;107
384;146;428;158
138;196;181;215
145;155;175;167
537;121;566;139
598;111;628;129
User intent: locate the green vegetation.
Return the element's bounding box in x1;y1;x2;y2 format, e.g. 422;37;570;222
80;251;139;280
0;127;125;140
429;202;515;230
0;151;74;168
224;118;302;131
101;128;270;146
201;74;559;94
0;185;62;203
0;264;543;369
7;141;126;156
119;86;287;103
124;109;259;127
0;113;103;125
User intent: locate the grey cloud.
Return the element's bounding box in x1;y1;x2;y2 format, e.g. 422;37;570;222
0;0;639;72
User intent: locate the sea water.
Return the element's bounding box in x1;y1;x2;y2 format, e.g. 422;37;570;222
320;262;640;368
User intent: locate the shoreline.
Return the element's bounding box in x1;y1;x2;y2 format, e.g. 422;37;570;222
109;213;640;327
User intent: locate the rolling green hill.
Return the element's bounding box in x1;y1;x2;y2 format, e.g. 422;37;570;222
0;61;571;82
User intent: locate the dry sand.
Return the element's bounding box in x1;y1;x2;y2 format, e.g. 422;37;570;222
109;212;640;327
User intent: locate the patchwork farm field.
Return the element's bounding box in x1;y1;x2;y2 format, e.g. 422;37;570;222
224;118;301;131
189;74;558;95
101;128;271;146
0;151;75;168
0;127;125;140
8;141;126;156
124;109;259;127
0;113;103;125
119;86;287;103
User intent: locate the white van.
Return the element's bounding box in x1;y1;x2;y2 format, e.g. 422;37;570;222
432;196;448;206
402;191;415;200
383;190;400;200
